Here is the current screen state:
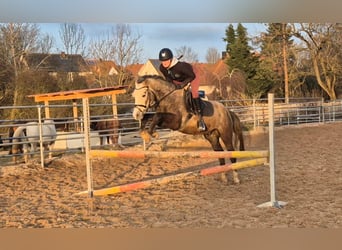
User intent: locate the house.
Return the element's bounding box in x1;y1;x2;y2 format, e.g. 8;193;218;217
86;59;119;77
85;59;121;87
125;63;143;78
192;63;217;98
23;52;92;78
137;59;162;76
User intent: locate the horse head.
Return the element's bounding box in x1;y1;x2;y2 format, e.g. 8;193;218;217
132;75;175;120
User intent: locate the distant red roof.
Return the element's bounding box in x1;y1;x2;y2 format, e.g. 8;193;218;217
126;63;143;76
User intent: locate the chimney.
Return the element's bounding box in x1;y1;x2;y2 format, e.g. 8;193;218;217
60;52;66;59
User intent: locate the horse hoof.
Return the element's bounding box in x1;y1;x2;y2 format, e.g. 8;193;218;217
140;131;151;143
233;179;241;185
152;132;159;139
233;171;240;184
220;173;229;184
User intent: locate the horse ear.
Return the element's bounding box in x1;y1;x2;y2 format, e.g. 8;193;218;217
137;76;146;84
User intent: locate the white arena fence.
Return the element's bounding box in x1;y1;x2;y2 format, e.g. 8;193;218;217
1;97;342;165
221;97;342;130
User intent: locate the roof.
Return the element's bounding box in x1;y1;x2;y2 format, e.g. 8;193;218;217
138;59;162;76
126;63;143;76
85;59;119;75
23;52;90;73
28;86;127;102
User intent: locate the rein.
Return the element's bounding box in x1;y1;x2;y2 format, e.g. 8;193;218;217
152;87;177;108
134;85;177;109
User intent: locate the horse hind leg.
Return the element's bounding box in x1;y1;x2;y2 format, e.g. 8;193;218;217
221;134;240;185
204;131;229;184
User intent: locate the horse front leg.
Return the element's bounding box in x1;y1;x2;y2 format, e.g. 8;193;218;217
22;143;32;164
139;113;151;142
204;131;229;184
139;113;160;143
48;143;55;160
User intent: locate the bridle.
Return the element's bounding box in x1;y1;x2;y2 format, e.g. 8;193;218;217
133;84;177;111
133;85;151;113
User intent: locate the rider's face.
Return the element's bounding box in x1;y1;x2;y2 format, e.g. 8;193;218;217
161;59;171;68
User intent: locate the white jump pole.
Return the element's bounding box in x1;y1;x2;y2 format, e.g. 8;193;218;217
258;93;287;208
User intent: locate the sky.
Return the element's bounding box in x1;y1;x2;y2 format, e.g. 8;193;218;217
39;23;267;63
1;0;339;62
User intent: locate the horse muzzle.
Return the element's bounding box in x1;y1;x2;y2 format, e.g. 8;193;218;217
132;105;146;120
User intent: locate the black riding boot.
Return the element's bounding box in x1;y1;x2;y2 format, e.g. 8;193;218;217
193;97;206;131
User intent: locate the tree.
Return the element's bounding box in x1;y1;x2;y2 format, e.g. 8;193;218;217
59;23;86;55
292;23;342;100
37;33;54;53
205;47;221;64
112;24;142;86
223;23;260;98
175;46;199;63
256;23;296;101
223;24;235;54
0;23;41;118
88;32;114;61
88;24;143;86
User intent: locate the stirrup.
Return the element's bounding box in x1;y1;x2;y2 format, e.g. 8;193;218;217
198;120;207;131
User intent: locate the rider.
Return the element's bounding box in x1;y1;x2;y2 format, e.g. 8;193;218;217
158;48;206;131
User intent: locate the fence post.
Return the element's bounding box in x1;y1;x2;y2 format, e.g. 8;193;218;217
37;105;45;168
253;98;256;130
82;97;93;198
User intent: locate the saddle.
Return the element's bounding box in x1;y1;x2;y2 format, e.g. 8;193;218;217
183;87;205;114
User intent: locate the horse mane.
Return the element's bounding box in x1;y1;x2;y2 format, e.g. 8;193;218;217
138;74;173;86
137;74;165;83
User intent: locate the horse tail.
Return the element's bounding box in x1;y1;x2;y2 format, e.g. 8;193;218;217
11;126;26;154
227;110;245;151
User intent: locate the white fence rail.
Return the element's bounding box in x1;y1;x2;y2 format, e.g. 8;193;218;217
221;98;342;130
1;98;342;165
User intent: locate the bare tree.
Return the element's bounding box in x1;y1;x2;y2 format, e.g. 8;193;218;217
205;47;221;64
213;66;246;100
175;46;199;63
88;24;143;86
292;23;342;100
37;33;54;53
0;23;41;118
59;23;86;55
88;31;115;61
0;23;39;77
112;24;142;66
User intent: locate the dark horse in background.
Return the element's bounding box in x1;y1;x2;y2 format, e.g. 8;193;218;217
132;75;245;184
91;117;121;148
2;121;28;154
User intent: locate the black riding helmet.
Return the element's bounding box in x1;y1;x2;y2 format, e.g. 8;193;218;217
159;48;173;61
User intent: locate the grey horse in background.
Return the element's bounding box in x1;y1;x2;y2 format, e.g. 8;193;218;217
11;119;57;164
